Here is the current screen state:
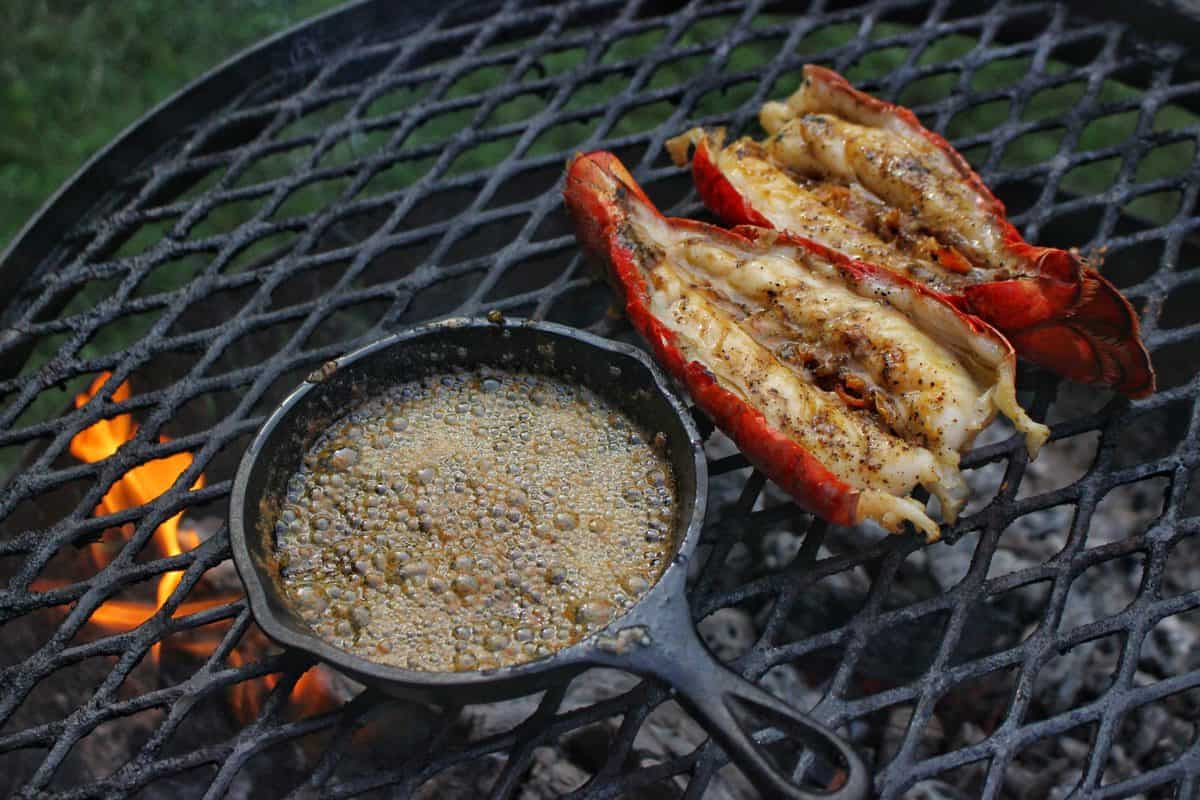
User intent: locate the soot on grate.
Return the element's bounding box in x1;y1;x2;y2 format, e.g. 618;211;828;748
1;0;1200;797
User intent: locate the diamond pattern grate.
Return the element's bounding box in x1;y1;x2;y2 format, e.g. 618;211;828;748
1;0;1200;797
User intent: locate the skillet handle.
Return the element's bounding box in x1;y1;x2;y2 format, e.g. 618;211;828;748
615;618;869;800
671;658;869;800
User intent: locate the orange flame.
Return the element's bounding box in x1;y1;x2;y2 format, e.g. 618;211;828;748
58;372;335;722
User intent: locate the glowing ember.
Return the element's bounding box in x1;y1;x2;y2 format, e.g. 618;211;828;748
56;371;337;722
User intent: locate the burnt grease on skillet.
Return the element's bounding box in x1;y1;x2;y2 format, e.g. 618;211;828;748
271;367;679;672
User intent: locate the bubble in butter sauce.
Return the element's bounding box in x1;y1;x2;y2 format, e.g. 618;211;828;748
274;367;678;671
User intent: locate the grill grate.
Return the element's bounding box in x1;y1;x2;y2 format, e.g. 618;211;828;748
2;0;1200;797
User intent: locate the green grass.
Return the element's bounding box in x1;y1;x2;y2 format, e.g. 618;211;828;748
8;7;1193;255
0;0;344;251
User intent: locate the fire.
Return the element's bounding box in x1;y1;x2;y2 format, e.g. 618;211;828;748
67;373;211;659
49;372;336;722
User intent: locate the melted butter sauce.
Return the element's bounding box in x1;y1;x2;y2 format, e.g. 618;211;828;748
273;368;678;672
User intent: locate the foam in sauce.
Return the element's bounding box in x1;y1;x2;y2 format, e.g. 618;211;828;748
273;367;678;671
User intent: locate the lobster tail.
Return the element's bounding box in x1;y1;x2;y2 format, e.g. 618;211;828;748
564;151;1048;539
668;67;1156;398
964;267;1154;397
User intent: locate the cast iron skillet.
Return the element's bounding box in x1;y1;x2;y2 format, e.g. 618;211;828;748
229;317;869;800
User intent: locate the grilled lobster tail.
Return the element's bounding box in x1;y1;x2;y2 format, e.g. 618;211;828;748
668;65;1154;398
564;151;1048;540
